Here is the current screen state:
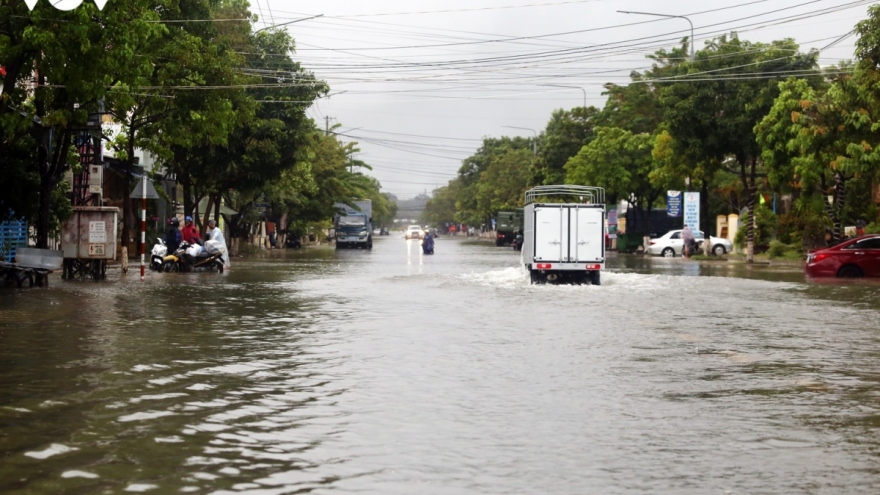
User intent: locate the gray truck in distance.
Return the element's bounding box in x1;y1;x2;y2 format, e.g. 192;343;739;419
334;200;373;249
521;185;605;285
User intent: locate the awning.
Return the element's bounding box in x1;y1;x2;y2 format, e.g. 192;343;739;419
176;198;238;217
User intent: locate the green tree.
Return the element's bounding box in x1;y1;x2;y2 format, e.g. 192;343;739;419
534;106;600;185
476;147;533;214
1;1;169;247
659;35;818;260
565;127;661;208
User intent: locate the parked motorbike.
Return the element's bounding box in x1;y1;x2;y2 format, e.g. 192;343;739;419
285;233;302;249
163;241;224;273
150;238;167;271
685;239;704;257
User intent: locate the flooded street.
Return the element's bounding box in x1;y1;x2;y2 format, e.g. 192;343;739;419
2;236;880;494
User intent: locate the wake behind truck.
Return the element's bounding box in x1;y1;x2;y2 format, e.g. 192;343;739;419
334;200;373;249
521;185;605;285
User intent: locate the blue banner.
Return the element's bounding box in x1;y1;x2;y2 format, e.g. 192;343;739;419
667;191;681;217
684;192;700;232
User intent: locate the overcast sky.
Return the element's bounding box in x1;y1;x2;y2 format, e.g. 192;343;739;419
253;0;874;199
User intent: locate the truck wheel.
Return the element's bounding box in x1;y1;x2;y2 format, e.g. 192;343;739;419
590;271;601;286
529;270;545;285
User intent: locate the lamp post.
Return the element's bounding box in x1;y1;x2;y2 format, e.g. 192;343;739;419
541;84;586;108
503;126;538;156
618;10;694;60
255;13;324;34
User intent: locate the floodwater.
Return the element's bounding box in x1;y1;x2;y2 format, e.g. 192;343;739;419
2;236;880;494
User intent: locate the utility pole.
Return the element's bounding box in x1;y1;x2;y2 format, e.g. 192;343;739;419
618;10;695;60
325;116;329;136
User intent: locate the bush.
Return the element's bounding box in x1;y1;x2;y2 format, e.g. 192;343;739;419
734;204;776;250
767;240;803;260
866;222;880;235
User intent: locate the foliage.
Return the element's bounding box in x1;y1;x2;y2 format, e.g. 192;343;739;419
734;204;777;249
564;127;660;206
534;106;600;185
766;240;803;259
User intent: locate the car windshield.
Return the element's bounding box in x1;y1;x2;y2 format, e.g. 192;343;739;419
339;215;365;226
408;226;420;231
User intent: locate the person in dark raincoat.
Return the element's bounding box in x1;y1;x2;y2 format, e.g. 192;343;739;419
421;231;435;254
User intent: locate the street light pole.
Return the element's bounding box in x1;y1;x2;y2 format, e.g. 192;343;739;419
255;13;324;34
503;126;538;156
540;84;586;108
618;10;694;60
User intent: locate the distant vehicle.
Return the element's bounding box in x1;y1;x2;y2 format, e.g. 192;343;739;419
405;225;423;239
521;185;605;285
496;210;523;246
380;227;390;236
647;229;733;257
335;200;373;249
805;234;880;278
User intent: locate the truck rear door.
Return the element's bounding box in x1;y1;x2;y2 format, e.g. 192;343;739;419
572;206;604;262
533;206;565;262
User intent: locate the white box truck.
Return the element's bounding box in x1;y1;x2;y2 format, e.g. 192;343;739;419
521;185;605;285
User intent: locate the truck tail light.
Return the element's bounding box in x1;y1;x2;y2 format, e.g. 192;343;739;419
586;264;601;270
497;234;504;238
536;263;552;269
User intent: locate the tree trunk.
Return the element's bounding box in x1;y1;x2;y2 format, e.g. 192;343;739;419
700;180;710;255
746;187;756;263
833;172;846;243
37;129;52;249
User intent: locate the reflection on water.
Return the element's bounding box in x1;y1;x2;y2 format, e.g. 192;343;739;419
2;242;880;494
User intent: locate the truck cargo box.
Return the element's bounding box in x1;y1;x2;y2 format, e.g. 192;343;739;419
521;185;605;285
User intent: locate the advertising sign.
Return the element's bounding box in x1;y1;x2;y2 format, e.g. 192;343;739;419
667;190;682;217
684;192;700;231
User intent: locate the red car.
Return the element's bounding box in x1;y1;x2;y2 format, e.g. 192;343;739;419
805;234;880;278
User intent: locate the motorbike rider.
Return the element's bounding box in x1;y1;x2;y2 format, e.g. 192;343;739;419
165;217;182;254
206;218;231;267
181;216;201;245
421;231;435;254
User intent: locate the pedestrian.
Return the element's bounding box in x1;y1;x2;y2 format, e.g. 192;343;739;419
181;216;201;245
682;225;696;258
206;219;230;267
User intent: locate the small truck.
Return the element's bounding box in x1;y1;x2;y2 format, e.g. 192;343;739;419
521;185;605;285
334;200;373;249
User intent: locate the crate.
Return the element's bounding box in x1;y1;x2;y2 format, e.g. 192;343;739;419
0;220;28;263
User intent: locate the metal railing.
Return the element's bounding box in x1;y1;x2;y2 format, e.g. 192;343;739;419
524;185;605;205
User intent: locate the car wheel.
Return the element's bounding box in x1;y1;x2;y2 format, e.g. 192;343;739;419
713;244;727;255
661;247;675;257
837;265;863;278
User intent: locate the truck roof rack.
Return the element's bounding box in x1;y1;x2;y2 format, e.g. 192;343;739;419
524;185;605;205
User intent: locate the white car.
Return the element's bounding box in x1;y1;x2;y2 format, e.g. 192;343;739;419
405;225;423;239
647;229;734;257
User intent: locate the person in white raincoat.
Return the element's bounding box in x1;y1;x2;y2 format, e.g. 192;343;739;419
206;219;230;267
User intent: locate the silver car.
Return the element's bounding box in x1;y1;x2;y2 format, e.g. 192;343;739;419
647;229;734;257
